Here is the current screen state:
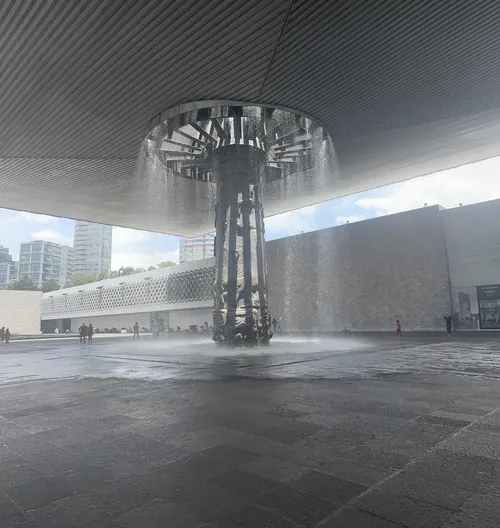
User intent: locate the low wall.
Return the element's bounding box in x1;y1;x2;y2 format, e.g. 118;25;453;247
0;291;42;334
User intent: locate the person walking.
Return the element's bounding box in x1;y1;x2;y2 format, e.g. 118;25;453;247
79;323;88;343
395;320;402;338
272;318;278;333
87;323;93;343
133;322;140;340
4;328;10;345
0;326;4;345
443;315;453;336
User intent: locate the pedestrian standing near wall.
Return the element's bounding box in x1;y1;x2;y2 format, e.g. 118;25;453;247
395;320;402;337
4;329;10;344
79;324;87;343
133;322;140;340
0;326;4;345
443;315;453;336
87;324;93;343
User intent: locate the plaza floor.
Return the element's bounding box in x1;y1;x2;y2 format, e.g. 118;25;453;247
0;335;500;527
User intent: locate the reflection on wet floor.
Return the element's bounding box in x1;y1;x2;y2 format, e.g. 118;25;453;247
2;336;500;527
2;335;500;385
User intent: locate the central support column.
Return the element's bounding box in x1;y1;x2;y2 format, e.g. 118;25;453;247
212;145;271;346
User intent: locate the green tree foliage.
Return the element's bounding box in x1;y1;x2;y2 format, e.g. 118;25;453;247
157;261;176;268
107;267;145;278
41;278;60;293
117;266;145;276
67;265;158;288
8;276;40;291
70;272;108;287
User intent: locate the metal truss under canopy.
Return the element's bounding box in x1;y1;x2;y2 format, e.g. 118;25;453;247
139;102;337;236
143;102;336;345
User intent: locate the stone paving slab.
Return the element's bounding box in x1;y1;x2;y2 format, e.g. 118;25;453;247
0;337;499;526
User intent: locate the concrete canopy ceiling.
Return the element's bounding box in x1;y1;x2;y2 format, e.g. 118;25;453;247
1;0;500;235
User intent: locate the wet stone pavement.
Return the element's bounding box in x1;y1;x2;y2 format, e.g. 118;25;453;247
0;335;500;527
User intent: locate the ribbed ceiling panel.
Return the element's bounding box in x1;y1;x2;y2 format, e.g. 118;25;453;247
261;0;500;139
1;0;500;234
0;0;289;158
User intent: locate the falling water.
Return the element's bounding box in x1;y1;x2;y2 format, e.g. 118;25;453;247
136;102;340;339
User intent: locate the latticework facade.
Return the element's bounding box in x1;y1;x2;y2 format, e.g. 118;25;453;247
42;263;215;320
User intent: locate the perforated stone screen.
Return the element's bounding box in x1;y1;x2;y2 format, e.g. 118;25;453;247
42;266;215;319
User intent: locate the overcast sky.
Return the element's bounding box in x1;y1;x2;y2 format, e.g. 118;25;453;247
1;155;499;270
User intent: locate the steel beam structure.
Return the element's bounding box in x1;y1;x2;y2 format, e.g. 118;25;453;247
146;102;333;345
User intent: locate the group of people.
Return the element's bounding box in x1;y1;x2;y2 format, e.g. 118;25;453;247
78;322;140;342
78;323;94;343
0;326;10;345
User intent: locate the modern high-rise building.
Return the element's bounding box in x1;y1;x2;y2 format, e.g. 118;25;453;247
179;234;215;263
18;241;73;288
0;246;12;262
59;245;75;287
73;221;112;276
0;261;18;289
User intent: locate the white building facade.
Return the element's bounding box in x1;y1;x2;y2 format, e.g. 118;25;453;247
18;241;72;288
0;261;18;290
0;246;17;290
0;246;12;263
179;234;215;263
59;245;74;287
41;259;214;333
73;221;112;276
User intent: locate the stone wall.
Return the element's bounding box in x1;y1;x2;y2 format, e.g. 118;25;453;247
266;206;451;332
0;291;42;335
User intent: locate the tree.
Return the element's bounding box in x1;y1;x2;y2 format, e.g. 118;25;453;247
119;266;145;276
70;272;107;287
68;267;150;288
41;278;60;293
71;274;93;286
157;261;176;268
107;267;145;279
8;276;40;291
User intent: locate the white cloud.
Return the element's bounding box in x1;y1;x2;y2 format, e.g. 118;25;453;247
31;230;71;245
265;203;326;237
111;249;179;270
19;212;57;223
356;157;500;216
336;214;365;224
113;227;152;247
